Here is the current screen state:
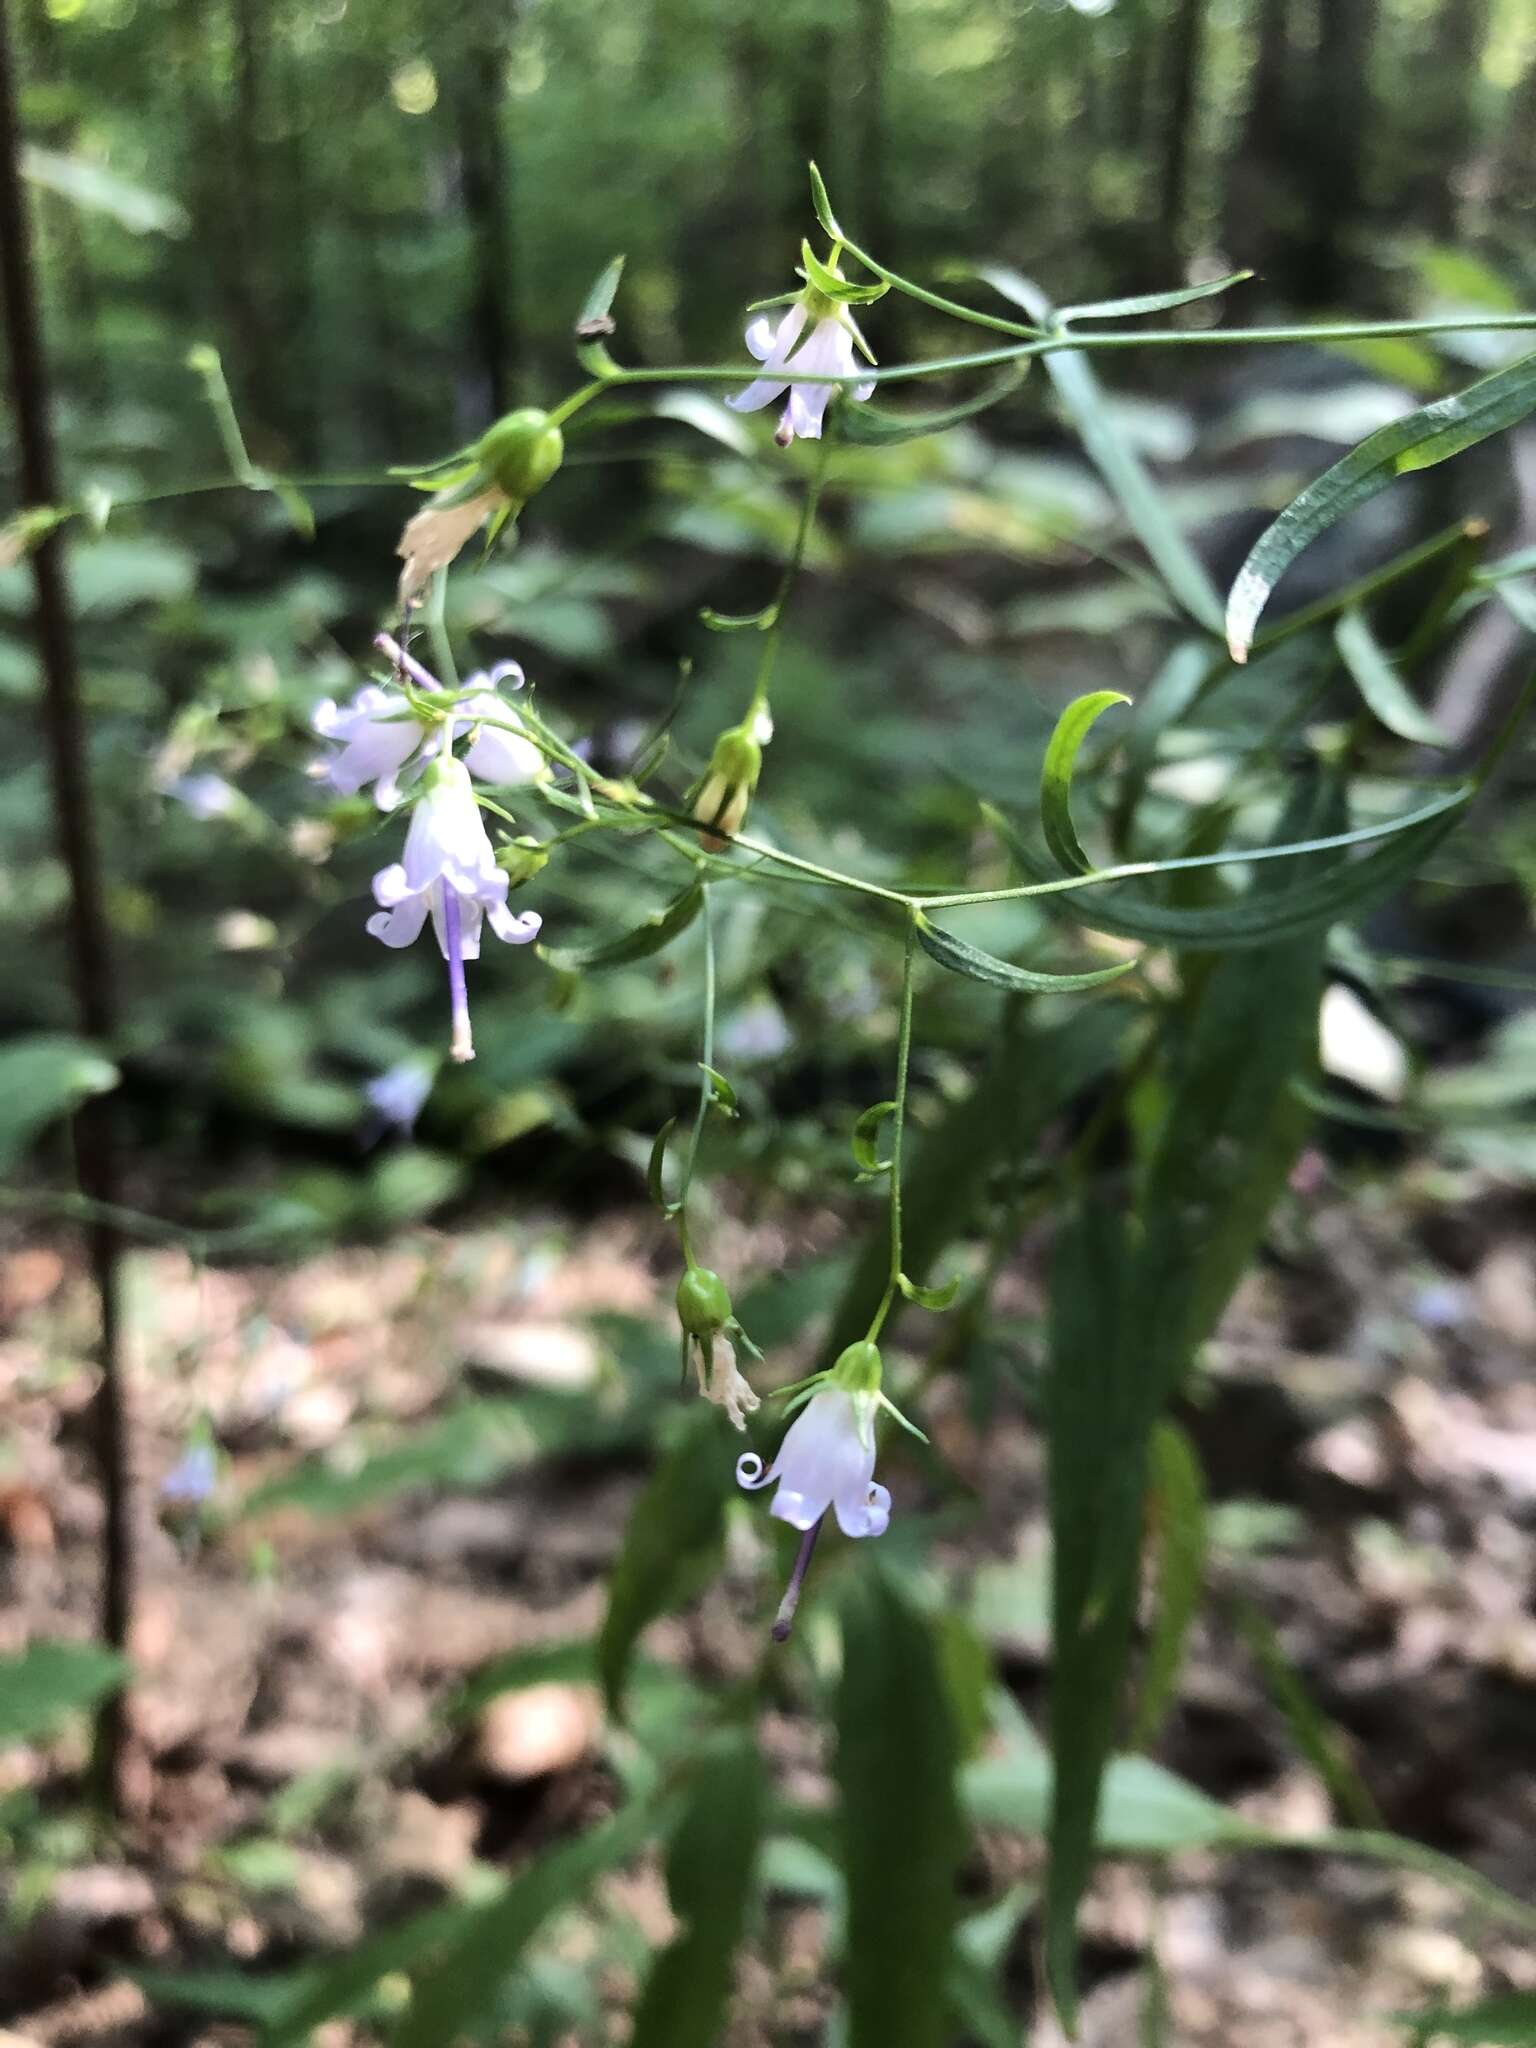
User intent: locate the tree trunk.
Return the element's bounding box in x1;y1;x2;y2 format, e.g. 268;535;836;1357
1157;0;1208;277
1298;0;1378;303
451;4;518;424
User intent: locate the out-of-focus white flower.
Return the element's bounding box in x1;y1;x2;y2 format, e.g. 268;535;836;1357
729;297;876;445
366;757;540;1061
737;1385;890;1537
313;683;432;810
365;1058;436;1135
165;772;240;819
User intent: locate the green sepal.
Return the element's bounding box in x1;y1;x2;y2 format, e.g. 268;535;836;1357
800;238;889;306
807;160;842;239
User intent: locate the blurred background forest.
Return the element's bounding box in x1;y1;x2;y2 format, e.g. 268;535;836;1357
7;0;1536;2044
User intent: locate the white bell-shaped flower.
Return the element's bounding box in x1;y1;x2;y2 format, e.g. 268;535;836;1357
729;299;876;445
313;684;430;811
366;757;540;963
737;1385;890;1538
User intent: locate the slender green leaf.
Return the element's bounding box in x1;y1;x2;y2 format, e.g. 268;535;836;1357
631;1734;766;2048
1024;788;1471;951
1495;579;1536;634
1334;608;1449;745
1239;1601;1382;1829
698;1063;737;1115
1041;689;1131;875
1389;1991;1536;2044
1131;1422;1209;1747
540;883;702;973
0;1034;118;1171
834;369;1027;446
0;1641;130;1746
576;254;625;334
898;1271;961;1311
598;1406;735;1717
851;1100;897;1173
700;603;777;632
915;912;1138;992
1044;1199;1147;2029
1227;349;1536;660
1058;271;1253;323
980;267;1226;634
837;1571;964;2048
647;1117;679;1213
967;1743;1247;1853
389;1802;656;2048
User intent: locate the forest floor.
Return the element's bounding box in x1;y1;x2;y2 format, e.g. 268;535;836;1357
3;1153;1536;2048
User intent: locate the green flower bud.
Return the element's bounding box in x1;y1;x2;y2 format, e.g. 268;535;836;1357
676;1265;733;1338
829;1339;882;1394
475;407;564;503
693;723;763;846
495;835;550;887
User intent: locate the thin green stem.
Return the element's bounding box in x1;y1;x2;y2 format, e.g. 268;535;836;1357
677;883;717;1216
423;566;459;692
868;912;918;1341
544;379;607;430
749;435;831;719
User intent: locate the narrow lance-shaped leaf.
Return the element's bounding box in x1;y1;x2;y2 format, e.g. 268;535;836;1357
599;1405;735;1717
837;1570;964;2048
630;1734;767;2048
0;1641;130;1746
1227;349;1536;661
1044;1199;1147;2031
389;1801;658;2048
1057;270;1253;324
994;785;1471;951
576;253;625;334
1130;1422;1209;1748
1041;690;1131;875
540;883;703;973
979;267;1227;636
833;368;1028;447
915;912;1139;993
1333;607;1450;746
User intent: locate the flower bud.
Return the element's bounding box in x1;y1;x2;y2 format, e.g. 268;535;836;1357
676;1265;733;1338
693;724;762;846
495;835;550;887
474;408;564;503
829;1339;882;1394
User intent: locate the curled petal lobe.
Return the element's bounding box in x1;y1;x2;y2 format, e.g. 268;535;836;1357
366;895;429;949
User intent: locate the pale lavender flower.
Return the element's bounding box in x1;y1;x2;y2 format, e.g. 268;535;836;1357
737;1385;890;1538
366;757;540;1062
161;1441;218;1506
458;661;544;785
729;300;876;445
364;1058;435;1136
313;683;431;810
165;772;239;820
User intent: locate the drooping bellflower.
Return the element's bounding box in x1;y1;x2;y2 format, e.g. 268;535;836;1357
367;756;541;1062
729;280;876;444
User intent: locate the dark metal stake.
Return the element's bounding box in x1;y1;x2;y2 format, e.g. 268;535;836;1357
0;0;132;1808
